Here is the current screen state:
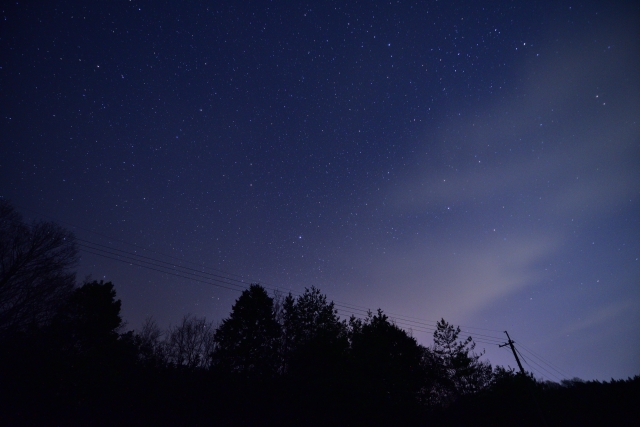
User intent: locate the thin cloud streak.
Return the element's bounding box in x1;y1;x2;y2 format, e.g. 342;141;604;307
357;234;561;321
391;41;638;221
357;18;640;327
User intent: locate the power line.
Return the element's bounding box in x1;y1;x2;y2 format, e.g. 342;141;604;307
12;202;509;336
380;310;506;334
79;248;248;294
79;243;503;347
332;300;504;341
348;307;506;336
517;341;572;380
77;239;254;288
82;241;499;346
10;202;253;282
516;346;563;383
7;207;512;345
5;202;572;380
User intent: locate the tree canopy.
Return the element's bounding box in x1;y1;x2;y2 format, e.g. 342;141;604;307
213;284;280;376
0;200;78;334
423;318;494;406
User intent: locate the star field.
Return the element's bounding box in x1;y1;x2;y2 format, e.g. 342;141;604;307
1;0;639;381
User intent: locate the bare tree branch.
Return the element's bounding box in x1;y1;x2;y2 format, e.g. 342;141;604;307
0;200;78;333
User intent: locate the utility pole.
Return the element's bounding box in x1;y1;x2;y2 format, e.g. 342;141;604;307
500;331;548;427
500;330;526;375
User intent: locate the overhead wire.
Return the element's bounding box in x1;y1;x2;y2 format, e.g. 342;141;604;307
79;248;248;294
76;232;507;342
6;202;576;383
492;330;569;382
335;301;506;341
5;212;509;351
10;202;253;282
7;207;522;348
517;341;572;380
77;239;255;288
80;240;504;346
82;241;500;346
516;345;563;383
12;202;508;335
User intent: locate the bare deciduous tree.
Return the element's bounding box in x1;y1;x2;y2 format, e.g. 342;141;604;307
165;314;216;369
134;316;169;365
0;200;78;333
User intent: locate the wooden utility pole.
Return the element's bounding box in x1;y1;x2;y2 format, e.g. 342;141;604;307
500;331;525;375
500;331;548;427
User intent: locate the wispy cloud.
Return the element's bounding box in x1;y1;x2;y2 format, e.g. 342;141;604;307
558;299;636;337
366;19;640;319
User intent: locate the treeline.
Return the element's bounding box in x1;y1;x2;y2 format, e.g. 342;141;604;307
1;200;638;426
131;285;494;423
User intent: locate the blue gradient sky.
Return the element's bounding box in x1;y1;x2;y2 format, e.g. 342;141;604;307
2;1;638;381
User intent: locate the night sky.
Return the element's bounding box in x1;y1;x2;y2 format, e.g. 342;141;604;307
2;1;639;382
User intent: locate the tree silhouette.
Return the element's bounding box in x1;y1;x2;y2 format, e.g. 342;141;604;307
166;314;215;369
277;287;350;425
0;200;78;334
422;318;493;406
134;316;167;367
350;310;424;405
52;280;123;353
281;287;348;375
212;284;280;377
